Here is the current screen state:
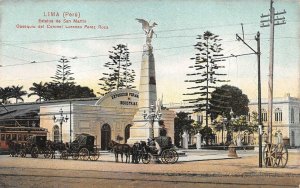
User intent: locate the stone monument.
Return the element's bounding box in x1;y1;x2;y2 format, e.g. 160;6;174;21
127;19;160;144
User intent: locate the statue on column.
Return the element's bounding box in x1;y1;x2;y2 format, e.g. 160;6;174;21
136;18;158;46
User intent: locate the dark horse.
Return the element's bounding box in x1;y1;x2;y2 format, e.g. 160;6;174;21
131;141;150;164
46;140;66;159
6;140;22;157
109;140;131;163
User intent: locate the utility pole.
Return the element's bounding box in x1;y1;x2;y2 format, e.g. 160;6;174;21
255;32;262;168
236;32;262;167
69;100;72;143
261;0;286;143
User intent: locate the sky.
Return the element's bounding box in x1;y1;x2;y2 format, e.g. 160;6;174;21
0;0;299;104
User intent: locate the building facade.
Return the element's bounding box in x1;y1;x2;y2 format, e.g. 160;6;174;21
249;94;300;147
40;89;175;150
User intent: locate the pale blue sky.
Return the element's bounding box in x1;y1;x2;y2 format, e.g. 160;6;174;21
0;0;299;103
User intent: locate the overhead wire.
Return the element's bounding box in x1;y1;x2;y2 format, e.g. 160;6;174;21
0;22;259;45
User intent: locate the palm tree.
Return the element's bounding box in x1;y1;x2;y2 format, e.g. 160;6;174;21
28;82;46;102
0;86;12;104
10;85;27;103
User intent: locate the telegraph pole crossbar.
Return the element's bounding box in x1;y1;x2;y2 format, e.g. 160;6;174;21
260;0;286;144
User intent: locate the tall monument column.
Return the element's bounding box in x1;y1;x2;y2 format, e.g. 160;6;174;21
127;19;160;144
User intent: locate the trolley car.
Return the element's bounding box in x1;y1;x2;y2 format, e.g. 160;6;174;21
0;126;47;152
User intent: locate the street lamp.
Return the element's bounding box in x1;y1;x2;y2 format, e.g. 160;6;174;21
53;108;69;143
142;104;162;140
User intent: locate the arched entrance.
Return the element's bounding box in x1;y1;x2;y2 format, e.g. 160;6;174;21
124;124;132;143
101;124;111;150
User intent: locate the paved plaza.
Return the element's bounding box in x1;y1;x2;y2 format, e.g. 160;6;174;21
0;149;299;187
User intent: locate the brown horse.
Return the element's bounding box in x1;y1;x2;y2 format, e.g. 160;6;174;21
46;140;66;159
109;140;131;163
6;140;21;157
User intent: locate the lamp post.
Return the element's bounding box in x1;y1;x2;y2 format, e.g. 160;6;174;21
53;108;69;143
142;104;162;140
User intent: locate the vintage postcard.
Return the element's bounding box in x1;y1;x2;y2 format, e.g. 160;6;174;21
0;0;299;187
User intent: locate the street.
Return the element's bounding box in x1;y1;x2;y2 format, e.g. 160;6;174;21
0;150;299;187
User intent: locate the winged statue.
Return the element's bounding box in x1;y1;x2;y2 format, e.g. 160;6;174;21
136;18;157;45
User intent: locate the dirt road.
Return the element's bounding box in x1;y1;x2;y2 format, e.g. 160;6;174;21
0;151;299;187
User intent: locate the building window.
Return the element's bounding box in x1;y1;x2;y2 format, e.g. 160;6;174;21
53;125;60;143
275;108;282;122
0;134;5;141
196;114;203;124
261;109;267;122
291;108;295;124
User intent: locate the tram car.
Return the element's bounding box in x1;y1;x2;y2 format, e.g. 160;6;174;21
0;126;47;152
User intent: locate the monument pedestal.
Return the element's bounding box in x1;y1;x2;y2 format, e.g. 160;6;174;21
127;116;160;144
127;43;158;144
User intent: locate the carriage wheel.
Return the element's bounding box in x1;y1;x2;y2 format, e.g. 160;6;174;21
170;149;179;164
20;149;26;158
79;148;89;161
263;143;276;167
274;144;288;168
161;149;175;164
31;147;39;158
72;153;79;160
90;148;100;161
141;153;151;164
61;151;69;160
160;151;167;164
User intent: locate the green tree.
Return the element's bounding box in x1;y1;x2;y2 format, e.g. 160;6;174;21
184;31;228;128
247;111;259;134
0;87;12;104
51;57;75;86
10;85;27;103
174;112;194;147
200;126;214;145
98;44;136;96
41;82;96;100
68;85;96;98
50;57;75;99
28;82;47;102
210;84;249;120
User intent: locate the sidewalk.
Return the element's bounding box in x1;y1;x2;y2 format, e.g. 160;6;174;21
97;149;256;162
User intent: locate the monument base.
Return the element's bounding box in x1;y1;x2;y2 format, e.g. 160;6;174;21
127;115;161;144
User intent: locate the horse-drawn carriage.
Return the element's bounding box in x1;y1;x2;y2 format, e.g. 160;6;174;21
19;135;52;158
132;136;179;164
61;133;99;161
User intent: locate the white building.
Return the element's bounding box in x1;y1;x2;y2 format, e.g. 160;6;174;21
249;93;300;147
40;89;175;150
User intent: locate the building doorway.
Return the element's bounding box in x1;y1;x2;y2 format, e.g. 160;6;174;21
101;124;111;150
124;124;132;143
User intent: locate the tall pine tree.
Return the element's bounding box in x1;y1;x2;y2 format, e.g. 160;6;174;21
51;57;75;86
184;31;228;128
50;57;75;99
98;44;136;96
